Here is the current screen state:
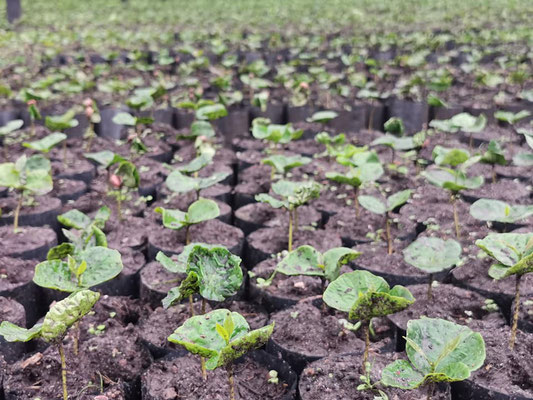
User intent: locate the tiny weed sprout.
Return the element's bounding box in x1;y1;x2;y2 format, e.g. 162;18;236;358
422;146;484;238
470;199;533;225
0;289;100;400
481;140;506;183
156;198;220;245
381;318;485;400
23;132;67;157
251;118;303;147
358;189;412;255
323;270;414;370
476;233;533;349
261;154;311;180
168;309;274;400
258;244;360;289
255;179;321;251
403;237;462;299
0;154;53;232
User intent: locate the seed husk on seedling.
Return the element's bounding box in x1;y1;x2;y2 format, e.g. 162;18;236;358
358;189;412;255
255;179;321;251
323;270;414;371
476;233;533;349
381;318;486;400
0;289;100;400
0;154;53;232
168;309;274;400
403;237;462;299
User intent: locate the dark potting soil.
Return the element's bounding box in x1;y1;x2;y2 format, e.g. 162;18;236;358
286;138;323;156
4;324;151;400
51;155;96;181
106;215;155;250
52;178;87;203
0;226;57;259
0;296;25;326
388;283;506;332
236;148;265;167
269;301;365;359
235;203;321;232
519;295;533;331
141;353;290;400
312;184;357;217
139;260;187;308
0;195;61;224
0;256;35;292
148;218;244;257
463;179;532;205
299;352;451;400
156;182;232;204
462;323;533;398
232;137;265;152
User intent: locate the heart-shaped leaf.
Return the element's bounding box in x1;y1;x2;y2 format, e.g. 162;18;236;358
403;237;462;274
470;199;533;223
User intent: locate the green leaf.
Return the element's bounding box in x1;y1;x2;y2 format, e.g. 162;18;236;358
429;113;486;133
196;104;228;121
0;119;24;136
323;270;414;319
84;151;126;168
181;120;215;139
476;233;533;268
186;245;242;301
178;154;213;174
45;110;78;131
432;146;470;167
403;237;462;273
58;209;92;230
371;134;416;150
33;247;123;291
112;112;136;126
322;247;361;282
166;170;230;194
115;161;139;188
156;206;188;230
494;110;531;125
513;153;533;166
422;169;484;192
358;195;387;215
0;162;20;188
186;198;220;224
470;199;533;223
156;251;185;274
262;155;311;174
384;118;405;135
307;111;338;123
41;290;100;342
276;245;324;277
325;171;362;188
387;189;412;210
482;140;506;166
47;243;75;260
168;309;274;370
382;359;425;389
255;193;288;209
0;322;43;342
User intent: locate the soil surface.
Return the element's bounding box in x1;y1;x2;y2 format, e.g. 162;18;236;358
0;226;57;259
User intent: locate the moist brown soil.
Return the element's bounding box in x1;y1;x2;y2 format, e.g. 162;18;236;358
51;155;96;180
4;324;151;400
148;218;244;257
139;261;187;308
299;352;451;400
148;197;232;226
105;215;155;250
519;295;533;331
0;226;57;258
0;257;35;291
0;296;25;326
388;284;506;332
52;178;87;202
462;323;533;398
0;195;61;222
246;227;342;262
235;203;321;232
173;144;236;167
141;353;290;400
269;301;365;359
462;179;532;204
312;184;356;216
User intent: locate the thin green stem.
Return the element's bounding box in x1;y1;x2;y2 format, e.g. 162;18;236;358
386;214;393;255
227;363;236;400
288;209;293;252
58;343;68;400
451;194;460;239
13;190;23;233
509;274;522;350
363;320;370;373
185;225;191;245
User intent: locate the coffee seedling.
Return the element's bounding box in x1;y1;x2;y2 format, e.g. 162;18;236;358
403;237;462;299
381;318;485;400
0;290;100;400
165;169;230;200
156;198;220;245
23;132;67;158
168;309;274;400
255;179;321;251
0;154;53;232
480;140;506;183
261;154;311;180
323;270;414;370
358;189;412;255
251;118;303;147
470;199;533;226
476;233;533;349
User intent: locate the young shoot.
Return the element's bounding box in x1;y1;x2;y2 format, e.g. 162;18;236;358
112;112;155;157
476;233;533;349
429;112;487;149
480;140;506;183
315;132;347;158
165;169;230;201
23;132;67;158
168;309;274;400
251;118;303;149
0;289;100;400
257;244;361;289
403;237;462;300
0;154;53;232
156;198;220;245
261;154;311;180
323;270;414;370
255;180;321;251
381;318;485;400
422;146;484;238
45;109;79;165
358;189;412;255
